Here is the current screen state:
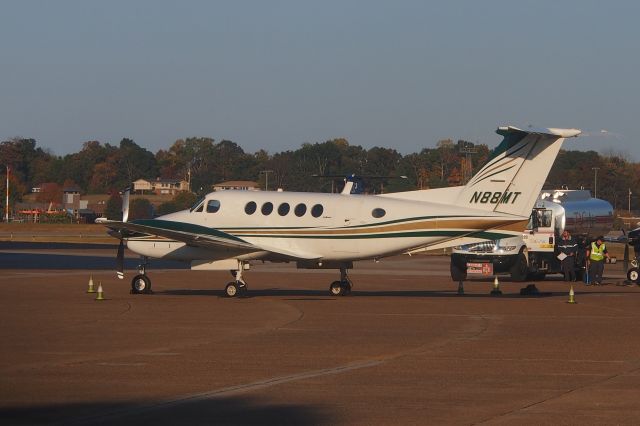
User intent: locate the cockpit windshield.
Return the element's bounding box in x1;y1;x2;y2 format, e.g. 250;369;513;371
190;197;205;212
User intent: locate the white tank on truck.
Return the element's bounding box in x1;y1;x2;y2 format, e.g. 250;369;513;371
450;189;614;281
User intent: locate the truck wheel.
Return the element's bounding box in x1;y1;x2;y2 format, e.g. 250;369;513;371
627;268;639;283
450;261;467;282
510;252;528;282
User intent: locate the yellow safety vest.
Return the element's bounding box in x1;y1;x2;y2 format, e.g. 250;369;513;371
590;242;606;261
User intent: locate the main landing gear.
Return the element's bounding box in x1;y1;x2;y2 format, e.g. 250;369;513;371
224;262;248;298
131;257;152;294
329;266;352;296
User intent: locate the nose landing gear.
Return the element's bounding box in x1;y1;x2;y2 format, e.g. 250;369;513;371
224;262;249;297
131;257;152;294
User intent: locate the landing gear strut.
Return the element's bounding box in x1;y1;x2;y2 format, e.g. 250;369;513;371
131;257;152;294
225;261;248;297
329;266;352;296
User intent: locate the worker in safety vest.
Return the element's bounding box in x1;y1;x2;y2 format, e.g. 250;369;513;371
586;236;610;285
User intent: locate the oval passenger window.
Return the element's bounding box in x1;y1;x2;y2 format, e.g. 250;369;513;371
294;203;307;217
261;202;274;215
311;204;324;218
245;201;257;215
278;203;290;216
372;208;386;218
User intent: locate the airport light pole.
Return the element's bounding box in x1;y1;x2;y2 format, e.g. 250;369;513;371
592;167;599;198
260;170;274;191
4;165;9;222
629;188;632;213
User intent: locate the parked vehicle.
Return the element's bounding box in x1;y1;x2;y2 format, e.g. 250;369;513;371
626;226;640;283
451;189;614;281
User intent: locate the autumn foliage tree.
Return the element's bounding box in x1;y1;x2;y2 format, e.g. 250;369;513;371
2;133;640;215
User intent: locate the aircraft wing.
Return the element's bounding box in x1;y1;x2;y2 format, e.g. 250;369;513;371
98;219;321;260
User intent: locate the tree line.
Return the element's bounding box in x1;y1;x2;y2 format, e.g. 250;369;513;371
1;135;639;215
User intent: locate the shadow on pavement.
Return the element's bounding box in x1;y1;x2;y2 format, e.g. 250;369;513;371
0;395;333;425
157;288;563;299
0;252;187;270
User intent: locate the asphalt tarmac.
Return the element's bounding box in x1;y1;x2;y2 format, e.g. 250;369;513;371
1;245;639;425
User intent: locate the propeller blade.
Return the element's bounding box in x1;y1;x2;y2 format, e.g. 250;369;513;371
121;186;131;223
116;240;124;280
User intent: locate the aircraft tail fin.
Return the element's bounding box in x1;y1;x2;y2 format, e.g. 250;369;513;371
456;126;580;217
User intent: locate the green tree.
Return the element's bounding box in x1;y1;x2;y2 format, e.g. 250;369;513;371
156;191;198;216
104;192;123;220
116;138;158;188
129;198;153;220
59;141;115;192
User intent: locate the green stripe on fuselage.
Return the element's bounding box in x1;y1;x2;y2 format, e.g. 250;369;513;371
233;230;515;240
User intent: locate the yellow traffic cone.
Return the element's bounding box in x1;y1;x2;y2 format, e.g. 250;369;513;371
95;282;105;301
86;275;95;293
490;276;502;296
567;284;576;304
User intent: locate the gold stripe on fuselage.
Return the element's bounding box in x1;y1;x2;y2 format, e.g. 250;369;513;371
225;217;524;237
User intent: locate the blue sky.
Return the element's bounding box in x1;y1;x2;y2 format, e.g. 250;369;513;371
1;1;638;157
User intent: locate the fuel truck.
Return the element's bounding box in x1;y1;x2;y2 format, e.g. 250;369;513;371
450;189;614;281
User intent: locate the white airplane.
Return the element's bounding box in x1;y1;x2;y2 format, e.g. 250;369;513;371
98;126;580;297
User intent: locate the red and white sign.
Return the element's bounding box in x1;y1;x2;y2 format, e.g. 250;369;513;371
467;262;493;275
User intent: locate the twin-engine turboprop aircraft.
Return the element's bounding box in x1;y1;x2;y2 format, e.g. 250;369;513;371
98;126;580;297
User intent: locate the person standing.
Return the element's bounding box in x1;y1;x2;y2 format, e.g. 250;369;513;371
586;236;610;285
558;230;577;281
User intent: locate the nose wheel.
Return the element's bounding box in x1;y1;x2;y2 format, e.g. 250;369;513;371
131;274;152;294
224;262;249;297
225;281;248;297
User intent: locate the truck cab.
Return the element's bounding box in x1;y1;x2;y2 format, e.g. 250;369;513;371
522;202;563;278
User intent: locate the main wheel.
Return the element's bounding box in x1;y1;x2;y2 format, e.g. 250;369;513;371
341;280;352;295
329;280;345;296
225;282;239;297
627;268;639;283
131;274;151;294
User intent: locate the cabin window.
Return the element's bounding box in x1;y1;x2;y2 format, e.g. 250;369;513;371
261;202;274;215
278;203;290;216
245;201;257;215
372;208;386;218
311;204;324;218
294;203;307;217
206;199;221;213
